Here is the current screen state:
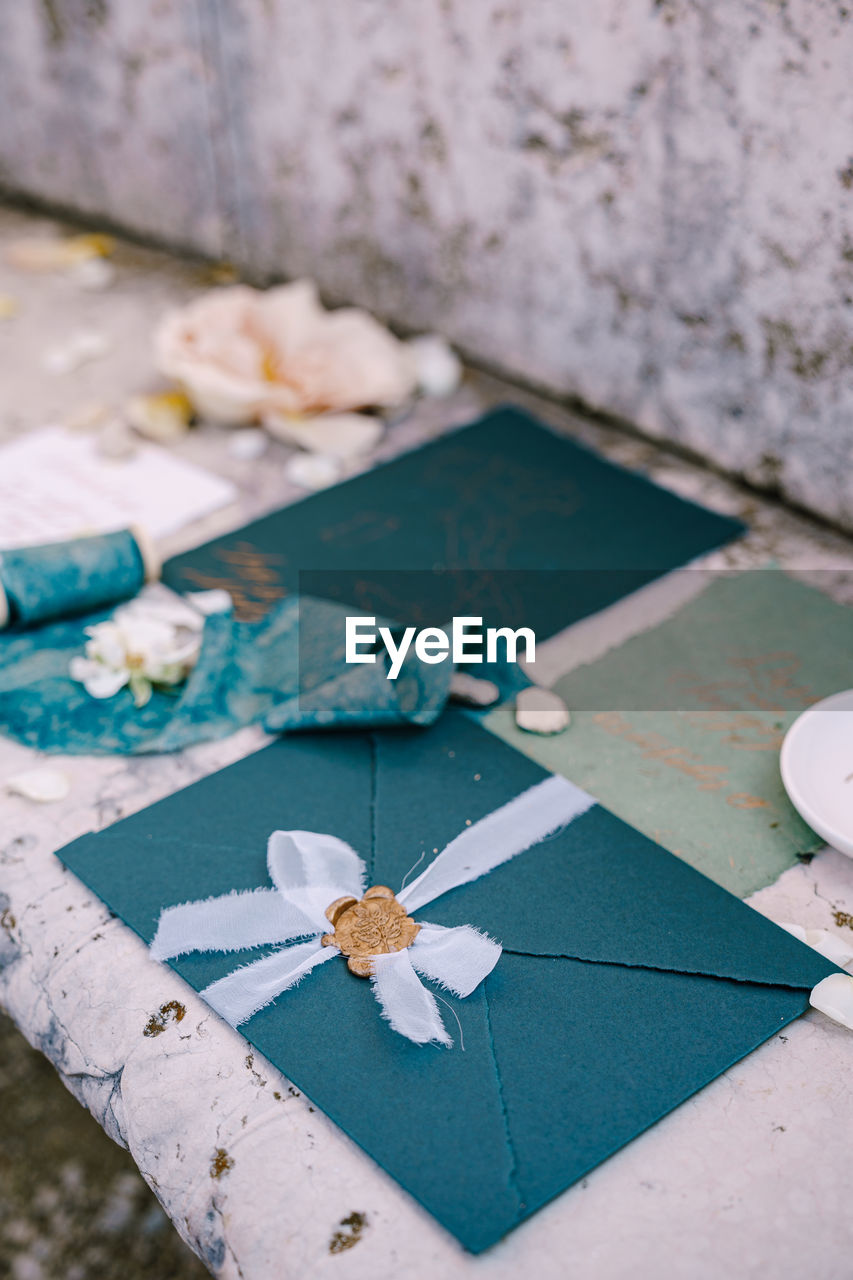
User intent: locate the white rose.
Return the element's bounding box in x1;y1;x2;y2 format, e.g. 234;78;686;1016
154;280;417;425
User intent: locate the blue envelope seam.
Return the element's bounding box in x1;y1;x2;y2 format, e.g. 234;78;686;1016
483;983;523;1219
501;947;824;990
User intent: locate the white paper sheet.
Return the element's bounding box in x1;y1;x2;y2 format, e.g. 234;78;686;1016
0;427;237;546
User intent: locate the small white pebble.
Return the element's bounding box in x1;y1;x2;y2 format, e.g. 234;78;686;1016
515;685;571;735
6;766;71;803
284;451;343;490
228;428;269;461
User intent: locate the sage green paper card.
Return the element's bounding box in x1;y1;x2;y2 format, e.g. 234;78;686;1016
486;572;853;897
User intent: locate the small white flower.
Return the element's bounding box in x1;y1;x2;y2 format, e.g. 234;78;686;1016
70;600;201;707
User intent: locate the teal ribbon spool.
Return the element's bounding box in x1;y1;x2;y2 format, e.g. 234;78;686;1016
0;527;157;629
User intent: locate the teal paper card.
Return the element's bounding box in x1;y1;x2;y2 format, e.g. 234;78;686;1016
163;405;744;634
56;711;835;1252
486;571;853;897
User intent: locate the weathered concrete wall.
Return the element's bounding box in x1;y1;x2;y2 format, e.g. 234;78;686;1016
1;1;851;527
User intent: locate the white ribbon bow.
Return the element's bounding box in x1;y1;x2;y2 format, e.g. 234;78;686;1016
150;774;594;1045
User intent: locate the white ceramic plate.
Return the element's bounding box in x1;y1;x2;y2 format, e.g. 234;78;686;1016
780;689;853;857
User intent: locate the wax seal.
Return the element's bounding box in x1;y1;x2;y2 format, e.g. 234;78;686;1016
321;885;420;977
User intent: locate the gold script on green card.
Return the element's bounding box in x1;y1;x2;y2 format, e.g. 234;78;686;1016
485;572;853;898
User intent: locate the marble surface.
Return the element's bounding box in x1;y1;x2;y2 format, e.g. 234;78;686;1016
1;207;853;1278
1;3;852;529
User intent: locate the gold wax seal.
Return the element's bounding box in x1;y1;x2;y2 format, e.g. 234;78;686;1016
321;886;420;977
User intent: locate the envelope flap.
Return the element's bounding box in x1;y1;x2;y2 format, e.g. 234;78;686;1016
371;717;838;992
438;805;838;989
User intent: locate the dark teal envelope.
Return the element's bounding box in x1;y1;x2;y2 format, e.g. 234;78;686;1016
56;712;836;1253
164;405;744;635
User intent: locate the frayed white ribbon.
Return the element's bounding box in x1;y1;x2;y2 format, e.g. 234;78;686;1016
150;774;594;1045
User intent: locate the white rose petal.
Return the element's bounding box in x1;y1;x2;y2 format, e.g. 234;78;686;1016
63;401;112;433
126;391;193;442
71;257;116;291
407;334;463;398
123;586;205;632
227;428;269;461
81;622;126;670
5;233;114;273
264;410;383;459
42;344;79;376
6;766;71;803
5;236;73;272
810;973;853;1030
284;451;344;491
185;588;233;617
70;656;130;699
156;634;204;674
43;329;111;376
779;923;853;969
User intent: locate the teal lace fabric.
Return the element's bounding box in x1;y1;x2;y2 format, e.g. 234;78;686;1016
0;595;526;755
